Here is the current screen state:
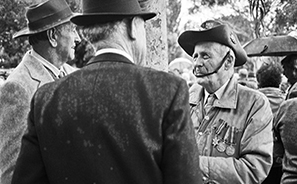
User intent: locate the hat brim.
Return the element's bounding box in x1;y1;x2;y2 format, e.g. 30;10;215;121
70;12;156;26
178;28;247;67
13;16;72;39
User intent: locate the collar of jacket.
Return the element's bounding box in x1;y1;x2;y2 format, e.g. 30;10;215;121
189;75;238;109
23;51;54;86
86;52;135;66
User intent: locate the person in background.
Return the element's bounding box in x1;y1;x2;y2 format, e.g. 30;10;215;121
281;54;297;99
256;59;285;115
237;68;248;86
178;23;273;184
247;71;258;89
274;98;297;183
256;59;285;184
11;0;202;183
0;1;80;183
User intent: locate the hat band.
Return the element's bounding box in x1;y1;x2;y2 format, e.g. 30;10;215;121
28;8;72;32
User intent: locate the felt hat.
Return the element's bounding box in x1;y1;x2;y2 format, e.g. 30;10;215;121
178;25;248;67
13;0;74;39
71;0;156;26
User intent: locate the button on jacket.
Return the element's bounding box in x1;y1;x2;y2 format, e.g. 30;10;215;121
189;75;273;184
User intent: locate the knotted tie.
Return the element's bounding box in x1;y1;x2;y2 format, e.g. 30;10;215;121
204;94;216;115
58;70;66;78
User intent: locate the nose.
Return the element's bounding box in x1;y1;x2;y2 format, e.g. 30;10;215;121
192;57;203;68
74;30;81;43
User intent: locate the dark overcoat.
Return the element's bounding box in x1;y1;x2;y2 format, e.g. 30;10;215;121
11;53;202;184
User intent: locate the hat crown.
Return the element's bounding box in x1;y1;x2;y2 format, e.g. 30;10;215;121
71;0;156;26
82;0;142;14
178;24;248;67
13;0;73;39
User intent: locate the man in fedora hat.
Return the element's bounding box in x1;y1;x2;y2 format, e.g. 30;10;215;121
0;0;80;183
178;23;273;183
11;0;202;183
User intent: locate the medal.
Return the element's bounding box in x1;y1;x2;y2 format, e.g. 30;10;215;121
217;141;226;152
225;126;236;156
226;144;235;156
212;136;220;146
217;124;230;153
212;120;226;148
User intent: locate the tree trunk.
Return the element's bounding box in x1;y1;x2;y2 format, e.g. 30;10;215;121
139;0;168;71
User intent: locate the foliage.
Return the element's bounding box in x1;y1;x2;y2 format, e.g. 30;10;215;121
273;0;297;34
188;0;229;14
0;0;30;68
248;0;273;38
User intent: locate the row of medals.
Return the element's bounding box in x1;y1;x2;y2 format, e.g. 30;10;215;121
212;119;237;156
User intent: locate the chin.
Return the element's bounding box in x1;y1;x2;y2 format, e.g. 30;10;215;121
196;78;208;86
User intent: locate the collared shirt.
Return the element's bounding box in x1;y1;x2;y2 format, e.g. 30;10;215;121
204;77;231;104
95;48;135;64
31;50;66;79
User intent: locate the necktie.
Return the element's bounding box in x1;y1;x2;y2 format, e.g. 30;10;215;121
204;94;216;115
58;70;66;78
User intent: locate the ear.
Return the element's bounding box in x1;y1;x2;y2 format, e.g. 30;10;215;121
47;28;58;47
127;17;139;41
224;54;234;70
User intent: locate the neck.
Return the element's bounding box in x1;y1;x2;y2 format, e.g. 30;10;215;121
33;45;64;69
204;72;233;94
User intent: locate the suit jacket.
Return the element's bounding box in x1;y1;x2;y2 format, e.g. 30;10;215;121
0;51;76;184
11;53;202;184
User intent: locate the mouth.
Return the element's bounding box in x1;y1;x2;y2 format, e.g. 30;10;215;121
193;66;210;78
193;66;203;76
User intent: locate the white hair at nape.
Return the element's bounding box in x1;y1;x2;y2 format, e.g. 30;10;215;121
78;20;125;45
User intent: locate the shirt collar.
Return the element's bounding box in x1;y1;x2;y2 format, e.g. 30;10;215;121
95;48;134;64
31;50;64;78
204;77;231;103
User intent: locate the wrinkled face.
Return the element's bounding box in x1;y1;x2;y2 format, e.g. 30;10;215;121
283;58;297;85
192;42;230;88
56;22;81;62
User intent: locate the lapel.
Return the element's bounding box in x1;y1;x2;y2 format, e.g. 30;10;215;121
215;75;237;109
86;53;135;66
189;83;204;106
22;51;54;86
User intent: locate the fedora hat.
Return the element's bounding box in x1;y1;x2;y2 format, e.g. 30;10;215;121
178;24;248;67
71;0;156;26
13;0;74;39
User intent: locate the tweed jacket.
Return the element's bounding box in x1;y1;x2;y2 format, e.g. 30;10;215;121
0;50;76;184
274;98;297;184
189;75;273;184
11;53;202;184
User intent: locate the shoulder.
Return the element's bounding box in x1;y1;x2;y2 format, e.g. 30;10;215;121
238;84;267;101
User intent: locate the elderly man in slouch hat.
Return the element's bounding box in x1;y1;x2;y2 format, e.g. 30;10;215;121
11;0;202;183
0;1;80;183
178;23;273;184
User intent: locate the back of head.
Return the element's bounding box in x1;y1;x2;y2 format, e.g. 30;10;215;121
257;60;283;88
281;54;297;67
70;0;156;63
